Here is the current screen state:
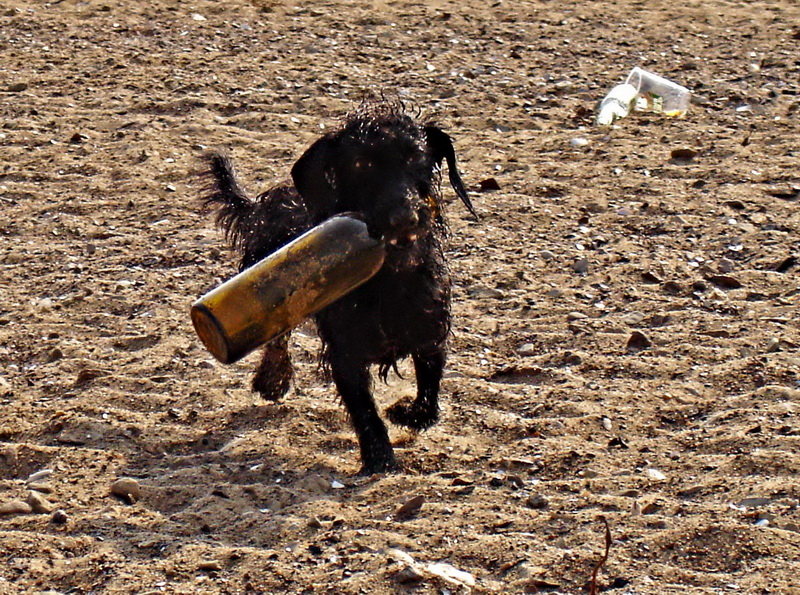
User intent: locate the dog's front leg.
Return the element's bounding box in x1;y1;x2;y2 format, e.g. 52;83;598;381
328;351;397;474
387;347;444;431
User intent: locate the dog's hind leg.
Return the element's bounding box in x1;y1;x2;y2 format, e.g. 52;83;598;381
387;347;444;431
252;334;293;401
328;351;397;474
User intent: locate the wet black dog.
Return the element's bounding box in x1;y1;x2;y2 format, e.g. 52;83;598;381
203;101;476;474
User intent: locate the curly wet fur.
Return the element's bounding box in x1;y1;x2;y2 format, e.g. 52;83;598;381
203;101;475;474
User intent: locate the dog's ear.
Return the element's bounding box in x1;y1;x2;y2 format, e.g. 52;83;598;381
424;125;478;220
291;135;339;220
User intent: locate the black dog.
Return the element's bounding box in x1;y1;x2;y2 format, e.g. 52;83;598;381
203;101;476;474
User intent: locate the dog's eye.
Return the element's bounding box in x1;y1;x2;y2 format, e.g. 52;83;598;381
355;158;373;170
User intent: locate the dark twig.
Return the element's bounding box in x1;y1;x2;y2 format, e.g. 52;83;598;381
588;515;612;595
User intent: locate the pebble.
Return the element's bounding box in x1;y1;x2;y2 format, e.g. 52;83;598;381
395;495;425;518
626;330;652;352
468;286;505;299
540;250;556;261
111;477;142;503
585;201;607;214
640;501;662;515
645;468;667;481
197;560;223;572
570;137;589;147
621;311;646;326
394;565;425;584
572;258;590;274
707;274;742;289
7;82;28;92
526;494;549;510
567;311;588;321
27;469;54;483
737;497;772;508
27;491;55;514
516;343;537;357
718;258;736;273
28;482;53;494
670;148;698;160
765;338;781;353
51;509;69;525
662;281;685;295
0;500;33;515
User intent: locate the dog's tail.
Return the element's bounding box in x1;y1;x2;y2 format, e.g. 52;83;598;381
203;152;255;250
203;151;313;269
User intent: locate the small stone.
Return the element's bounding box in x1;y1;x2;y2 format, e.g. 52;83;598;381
51;509;69;525
737;497;772;508
567;311;588;321
645;468;667;481
765;338;781;353
650;313;670;327
7;82;28;92
718;258;736;273
111;477;142;503
26;491;55;514
641;271;663;284
468;286;504;299
394;565;425;584
573;258;590;274
0;500;33;515
27;469;54;483
707;275;743;289
526;494;549;509
641;501;662;515
395;495;425;518
585;201;607;214
626;331;652;352
47;347;64;362
540;250;556;261
621;311;646;326
198;560;223;572
307;517;324;530
677;486;704;498
478;178;501;192
28;483;53;494
516;343;537;356
662;281;685;295
670;148;698;161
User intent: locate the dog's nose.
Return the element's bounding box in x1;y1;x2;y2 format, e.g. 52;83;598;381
388;208;419;231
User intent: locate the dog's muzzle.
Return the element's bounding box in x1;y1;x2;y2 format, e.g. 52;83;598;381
382;196;436;247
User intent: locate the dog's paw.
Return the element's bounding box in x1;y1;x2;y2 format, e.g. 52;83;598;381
251;371;290;402
359;453;400;476
387;398;439;431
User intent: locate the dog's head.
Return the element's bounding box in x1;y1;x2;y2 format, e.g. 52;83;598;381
291;102;476;250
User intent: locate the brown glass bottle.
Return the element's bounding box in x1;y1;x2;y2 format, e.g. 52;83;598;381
191;216;385;364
